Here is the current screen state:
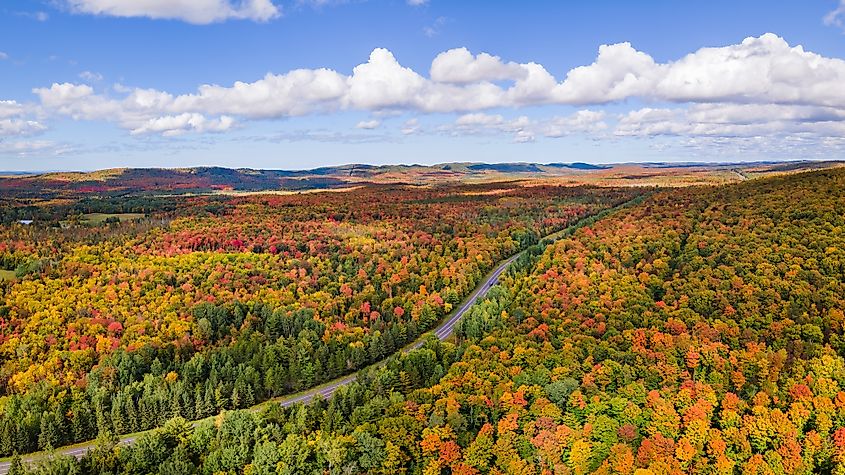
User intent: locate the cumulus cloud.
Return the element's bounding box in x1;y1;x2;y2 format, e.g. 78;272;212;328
33;83;233;135
616;104;845;139
347;49;427;110
356;119;381;129
553;42;660;104
0;100;46;137
455;113;505;127
0;119;47;137
654;34;845;106
0;101;25;119
431;48;527;83
130;113;235;136
63;0;280;24
26;33;845;147
175;68;348;118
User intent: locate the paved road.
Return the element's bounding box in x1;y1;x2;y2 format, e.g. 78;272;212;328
0;252;520;474
278;253;518;407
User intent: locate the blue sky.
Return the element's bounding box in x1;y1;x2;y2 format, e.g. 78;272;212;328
2;0;845;171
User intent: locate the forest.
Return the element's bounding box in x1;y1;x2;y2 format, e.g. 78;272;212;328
4;168;844;474
0;182;638;461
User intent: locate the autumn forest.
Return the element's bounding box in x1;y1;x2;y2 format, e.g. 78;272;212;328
1;165;845;474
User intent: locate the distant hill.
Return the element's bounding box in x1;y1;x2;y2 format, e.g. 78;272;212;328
467;163;545;173
545;162;610;170
1;160;841;200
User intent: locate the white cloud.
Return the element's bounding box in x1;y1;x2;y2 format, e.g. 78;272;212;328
826;0;845;30
455;113;505;127
347;49;426;110
40;34;845;121
63;0;280;24
654;34;845;107
401;118;420;135
0;101;24;119
0;140;69;157
174;69;348;118
33;83;232;136
449;110;606;143
552;42;660;104
616;104;845;139
34;83;120;120
541;110;608;137
431;48;526;83
408;0;428;5
0;100;46;137
79;71;103;82
0;52;7;60
26;34;845;148
356;119;381;129
130;113;234;136
0;119;47;137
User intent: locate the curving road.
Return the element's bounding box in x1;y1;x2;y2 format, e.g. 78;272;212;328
0;251;521;474
279;254;519;406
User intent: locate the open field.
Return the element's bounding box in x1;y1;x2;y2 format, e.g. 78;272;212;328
62;212;146;226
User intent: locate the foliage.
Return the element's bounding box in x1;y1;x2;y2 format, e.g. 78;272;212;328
0;181;635;456
18;168;845;474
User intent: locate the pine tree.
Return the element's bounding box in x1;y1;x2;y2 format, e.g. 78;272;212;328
14;417;32;454
110;396;127;435
125;397;139;433
181;387;195;420
0;420;13;457
243;383;255;408
7;454;24;475
37;412;59;451
170;389;184;419
70;399;92;443
201;384;215;417
214;385;229;410
94;396;111;436
193;385;205;419
231;384;242;409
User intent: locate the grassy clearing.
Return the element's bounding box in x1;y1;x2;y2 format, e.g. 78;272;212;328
80;213;145;224
61;213;146;227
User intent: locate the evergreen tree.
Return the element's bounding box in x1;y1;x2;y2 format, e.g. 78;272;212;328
0;420;13;456
125;397;140;433
37;412;59;451
7;454;24;475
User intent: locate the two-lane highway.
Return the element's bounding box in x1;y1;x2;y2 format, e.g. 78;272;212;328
279;253;518;407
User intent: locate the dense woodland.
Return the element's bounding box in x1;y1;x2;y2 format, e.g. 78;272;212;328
7;168;845;474
0;182;637;459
